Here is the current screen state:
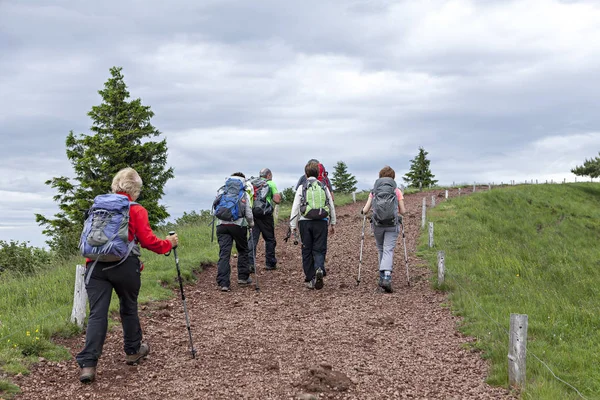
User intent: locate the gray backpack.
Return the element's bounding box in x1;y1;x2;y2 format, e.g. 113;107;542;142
372;177;399;227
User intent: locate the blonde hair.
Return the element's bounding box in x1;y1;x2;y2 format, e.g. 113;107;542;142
111;167;142;199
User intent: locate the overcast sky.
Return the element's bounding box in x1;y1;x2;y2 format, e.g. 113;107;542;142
1;0;600;248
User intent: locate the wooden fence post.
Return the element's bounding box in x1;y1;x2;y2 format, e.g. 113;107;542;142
508;313;528;390
352;192;356;203
473;182;476;192
428;222;434;248
71;265;88;329
488;183;491;190
445;190;448;199
458;188;461;196
536;179;538;184
274;204;280;222
421;197;426;228
431;195;436;208
437;251;445;285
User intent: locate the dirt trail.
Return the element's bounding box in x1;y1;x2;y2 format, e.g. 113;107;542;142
12;189;513;399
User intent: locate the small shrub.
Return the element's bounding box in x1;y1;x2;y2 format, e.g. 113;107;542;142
0;241;53;275
176;210;212;226
161;210;213;232
281;186;296;205
14;327;48;357
45;223;81;260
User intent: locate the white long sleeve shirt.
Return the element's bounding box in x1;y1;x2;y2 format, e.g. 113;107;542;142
289;177;336;229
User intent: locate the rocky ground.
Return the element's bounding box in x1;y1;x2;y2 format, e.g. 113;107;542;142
12;188;514;399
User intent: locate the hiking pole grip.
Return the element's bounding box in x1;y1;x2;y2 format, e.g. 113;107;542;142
169;231;178;249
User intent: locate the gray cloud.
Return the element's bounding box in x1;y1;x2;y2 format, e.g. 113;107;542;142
1;0;600;247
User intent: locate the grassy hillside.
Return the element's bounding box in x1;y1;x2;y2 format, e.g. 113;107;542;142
0;192;363;396
418;183;600;399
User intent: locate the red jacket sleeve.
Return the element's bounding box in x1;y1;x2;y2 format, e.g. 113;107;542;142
129;205;173;254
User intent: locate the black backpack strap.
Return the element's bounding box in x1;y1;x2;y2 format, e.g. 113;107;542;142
84;259;99;285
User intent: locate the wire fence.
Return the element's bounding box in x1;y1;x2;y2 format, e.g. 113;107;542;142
405;177;596;192
444;269;588;399
425;187;589;399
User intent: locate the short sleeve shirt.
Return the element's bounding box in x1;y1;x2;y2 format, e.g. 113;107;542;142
267;180;279;205
369;188;404;201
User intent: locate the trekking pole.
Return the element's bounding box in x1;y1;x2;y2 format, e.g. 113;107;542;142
284;226;292;243
400;221;410;286
357;213;366;286
249;228;259;292
210;215;215;243
168;231;197;359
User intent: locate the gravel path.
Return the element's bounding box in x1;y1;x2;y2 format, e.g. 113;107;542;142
13;189;514;400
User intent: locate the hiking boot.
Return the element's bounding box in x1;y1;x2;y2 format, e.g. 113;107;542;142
314;268;324;290
126;343;150;365
237;277;253;285
265;265;277;271
306;279;315;289
79;367;96;384
381;274;393;293
220;286;230;292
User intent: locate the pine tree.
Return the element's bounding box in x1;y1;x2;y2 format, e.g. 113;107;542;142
571;153;600;179
331;161;358;194
403;147;438;189
36;67;174;255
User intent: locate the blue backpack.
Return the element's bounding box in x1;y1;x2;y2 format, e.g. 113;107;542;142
213;178;246;221
79;194;136;283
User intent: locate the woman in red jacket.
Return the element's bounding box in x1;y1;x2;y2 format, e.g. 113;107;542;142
77;167;178;383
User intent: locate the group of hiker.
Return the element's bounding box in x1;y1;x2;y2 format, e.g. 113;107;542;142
75;159;406;383
212;159;336;291
212;159;407;293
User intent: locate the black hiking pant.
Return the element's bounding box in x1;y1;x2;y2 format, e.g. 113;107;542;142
217;224;251;287
248;214;277;268
298;219;328;282
76;256;142;368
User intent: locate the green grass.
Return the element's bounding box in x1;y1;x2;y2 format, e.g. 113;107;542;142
0;191;366;397
418;183;600;399
0;380;20;398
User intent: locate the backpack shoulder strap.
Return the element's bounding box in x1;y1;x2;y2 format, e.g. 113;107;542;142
300;179;309;201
